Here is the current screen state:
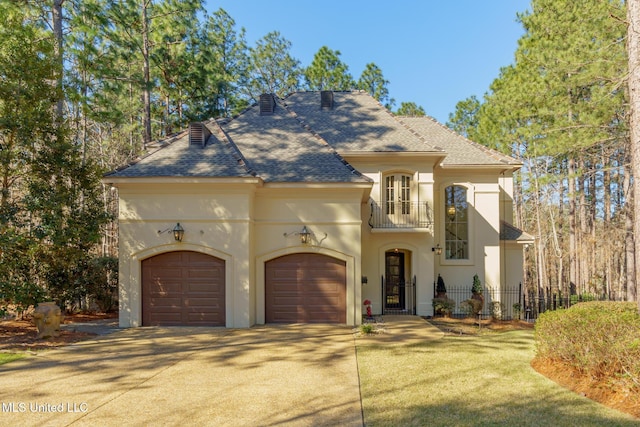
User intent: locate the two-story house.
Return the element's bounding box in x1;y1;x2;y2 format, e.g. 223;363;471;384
105;91;531;328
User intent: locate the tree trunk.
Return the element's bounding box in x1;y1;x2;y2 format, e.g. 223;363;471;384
557;167;565;297
625;149;637;303
165;94;172;136
568;157;578;296
628;0;640;311
578;159;588;294
141;0;152;149
52;0;65;121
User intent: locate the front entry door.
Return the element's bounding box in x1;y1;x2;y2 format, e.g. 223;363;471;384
385;252;405;310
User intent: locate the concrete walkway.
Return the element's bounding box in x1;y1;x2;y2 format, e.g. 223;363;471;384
0;316;442;426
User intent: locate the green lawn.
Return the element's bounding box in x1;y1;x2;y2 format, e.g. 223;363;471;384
356;328;638;426
0;352;25;366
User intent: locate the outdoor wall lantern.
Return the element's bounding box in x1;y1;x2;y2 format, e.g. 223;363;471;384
299;225;311;244
158;222;184;242
284;225;326;245
432;244;443;255
361;276;368;284
172;223;185;242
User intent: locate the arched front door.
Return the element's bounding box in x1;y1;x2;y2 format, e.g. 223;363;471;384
385;251;406;310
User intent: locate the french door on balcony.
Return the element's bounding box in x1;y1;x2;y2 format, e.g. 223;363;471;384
385;174;411;222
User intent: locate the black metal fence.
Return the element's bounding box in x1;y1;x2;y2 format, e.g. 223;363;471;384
434;283;614;321
382;276;417;315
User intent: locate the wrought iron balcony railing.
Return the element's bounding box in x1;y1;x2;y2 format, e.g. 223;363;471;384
368;200;433;230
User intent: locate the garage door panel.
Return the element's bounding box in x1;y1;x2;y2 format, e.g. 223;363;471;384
142;251;225;326
149;314;182;324
188;269;222;279
273;296;303;305
185;297;223;307
305;282;343;292
305;295;342;304
187;282;222;292
272;269;298;279
265;253;346;324
300;307;342;321
148;283;181;295
148;296;181;306
269;310;301;323
147;265;182;280
270;284;301;293
187;314;223;324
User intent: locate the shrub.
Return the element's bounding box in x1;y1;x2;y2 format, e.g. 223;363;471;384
535;302;640;389
570;292;597;305
512;303;522;319
460;298;483;316
490;301;504;320
360;323;375;334
435;275;447;295
471;274;483;294
432;297;455;316
461;299;481;317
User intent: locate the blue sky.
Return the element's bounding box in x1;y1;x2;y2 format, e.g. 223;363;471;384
204;1;530;123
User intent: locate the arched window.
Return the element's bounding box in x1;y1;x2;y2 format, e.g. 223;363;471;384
444;185;468;259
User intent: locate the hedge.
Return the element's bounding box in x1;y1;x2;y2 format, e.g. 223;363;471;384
534;301;640;388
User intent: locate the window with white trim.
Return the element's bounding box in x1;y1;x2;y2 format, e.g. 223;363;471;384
444;185;468;259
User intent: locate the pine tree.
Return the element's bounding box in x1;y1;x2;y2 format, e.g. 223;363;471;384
304;46;354;91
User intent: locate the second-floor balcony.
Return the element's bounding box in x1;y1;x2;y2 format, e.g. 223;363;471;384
368;200;433;231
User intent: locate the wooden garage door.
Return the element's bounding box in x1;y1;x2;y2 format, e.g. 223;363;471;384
265;253;346;323
142;251;225;326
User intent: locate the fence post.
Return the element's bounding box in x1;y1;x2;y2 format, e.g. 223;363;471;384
413;275;417;315
518;282;522;320
381;276;384;315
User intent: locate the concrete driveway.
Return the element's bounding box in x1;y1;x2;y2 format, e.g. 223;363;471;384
0;324;363;426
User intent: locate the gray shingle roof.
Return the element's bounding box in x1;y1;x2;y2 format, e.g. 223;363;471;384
106;95;370;183
220;97;369;183
283;91;444;153
400;116;521;166
500;220;535;242
105;129;254;178
105;91;520;181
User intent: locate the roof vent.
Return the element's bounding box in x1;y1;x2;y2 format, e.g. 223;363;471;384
259;93;276;115
321;90;334;110
189;122;211;148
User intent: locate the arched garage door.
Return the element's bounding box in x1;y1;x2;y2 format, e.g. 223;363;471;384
265;253;346;323
142;251;225;326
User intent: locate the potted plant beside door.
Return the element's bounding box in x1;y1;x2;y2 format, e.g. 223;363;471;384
432;275;455;317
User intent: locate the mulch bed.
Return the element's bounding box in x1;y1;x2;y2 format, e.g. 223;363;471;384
0;312;117;352
427;316;535;335
531;357;640;419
